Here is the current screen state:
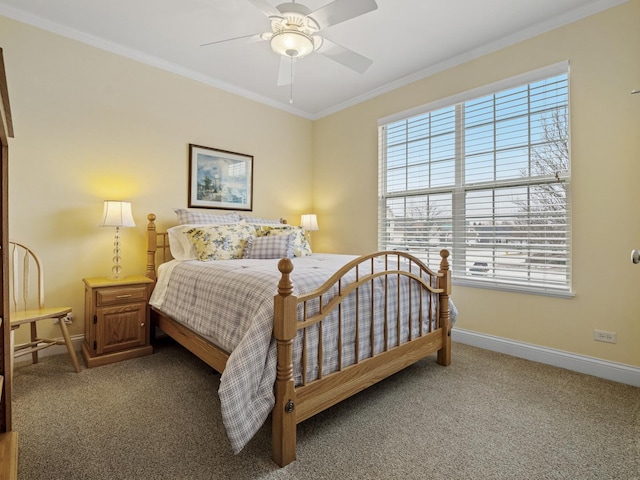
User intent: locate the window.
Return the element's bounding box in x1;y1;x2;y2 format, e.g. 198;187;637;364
378;63;571;296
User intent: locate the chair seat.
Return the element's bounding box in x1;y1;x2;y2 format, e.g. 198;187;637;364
10;307;71;327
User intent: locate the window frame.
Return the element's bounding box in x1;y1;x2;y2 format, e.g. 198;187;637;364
377;62;573;298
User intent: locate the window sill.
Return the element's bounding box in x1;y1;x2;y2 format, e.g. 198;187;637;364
453;278;575;299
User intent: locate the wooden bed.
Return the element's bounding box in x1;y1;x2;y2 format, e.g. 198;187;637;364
144;213;452;467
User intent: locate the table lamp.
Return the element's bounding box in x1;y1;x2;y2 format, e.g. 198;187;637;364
100;200;136;279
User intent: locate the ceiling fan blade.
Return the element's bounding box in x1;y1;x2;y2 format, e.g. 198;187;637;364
309;0;378;29
277;56;294;86
318;37;372;74
247;0;282;18
200;33;262;48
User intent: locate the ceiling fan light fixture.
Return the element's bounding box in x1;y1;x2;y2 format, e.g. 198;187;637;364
270;30;314;58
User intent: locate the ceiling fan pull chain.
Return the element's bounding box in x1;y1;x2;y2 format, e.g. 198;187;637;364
290;57;294;104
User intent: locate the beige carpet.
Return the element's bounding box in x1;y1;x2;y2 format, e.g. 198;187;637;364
12;338;640;480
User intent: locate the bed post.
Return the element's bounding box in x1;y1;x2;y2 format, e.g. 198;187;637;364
272;258;297;467
146;213;157;282
437;249;451;366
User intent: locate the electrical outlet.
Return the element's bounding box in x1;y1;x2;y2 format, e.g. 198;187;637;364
593;330;616;344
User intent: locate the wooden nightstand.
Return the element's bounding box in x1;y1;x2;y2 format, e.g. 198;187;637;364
81;275;154;368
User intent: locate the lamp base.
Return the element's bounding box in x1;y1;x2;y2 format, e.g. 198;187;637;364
107;273;128;280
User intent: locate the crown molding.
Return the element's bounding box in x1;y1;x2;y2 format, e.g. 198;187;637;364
312;0;629;119
0;0;628;120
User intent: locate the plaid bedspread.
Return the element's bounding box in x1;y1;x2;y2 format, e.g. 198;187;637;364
149;254;457;454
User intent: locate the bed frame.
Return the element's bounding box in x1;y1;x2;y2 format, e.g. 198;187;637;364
144;213;452;467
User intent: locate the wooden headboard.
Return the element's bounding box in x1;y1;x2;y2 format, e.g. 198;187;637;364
145;213;290;282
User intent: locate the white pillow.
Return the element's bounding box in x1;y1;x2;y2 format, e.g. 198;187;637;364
167;224;200;260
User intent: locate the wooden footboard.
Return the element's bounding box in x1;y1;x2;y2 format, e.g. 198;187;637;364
145;213;451;467
272;251;451;466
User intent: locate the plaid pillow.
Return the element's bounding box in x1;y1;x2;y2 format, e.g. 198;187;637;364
253;225;312;257
243;233;295;259
239;214;284;225
174;208;240;225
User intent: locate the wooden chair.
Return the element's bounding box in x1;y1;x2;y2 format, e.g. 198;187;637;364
8;241;81;377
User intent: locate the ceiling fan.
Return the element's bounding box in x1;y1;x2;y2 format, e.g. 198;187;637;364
201;0;378;100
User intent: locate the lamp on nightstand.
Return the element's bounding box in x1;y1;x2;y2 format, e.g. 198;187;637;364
301;213;319;245
100;200;136;279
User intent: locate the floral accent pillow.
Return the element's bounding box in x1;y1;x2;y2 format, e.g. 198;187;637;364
243;233;295;259
254;225;312;257
183;224;256;261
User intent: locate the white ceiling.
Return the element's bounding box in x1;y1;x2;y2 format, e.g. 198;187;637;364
0;0;626;119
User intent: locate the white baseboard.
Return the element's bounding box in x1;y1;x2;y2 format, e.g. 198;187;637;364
14;334;84;366
452;328;640;387
17;330;640;387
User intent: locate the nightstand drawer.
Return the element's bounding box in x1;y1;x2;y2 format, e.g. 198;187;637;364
96;286;148;306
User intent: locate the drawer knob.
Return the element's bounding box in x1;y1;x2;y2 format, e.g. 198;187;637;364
140;323;145;327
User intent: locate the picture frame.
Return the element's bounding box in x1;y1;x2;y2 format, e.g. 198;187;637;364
188;144;253;211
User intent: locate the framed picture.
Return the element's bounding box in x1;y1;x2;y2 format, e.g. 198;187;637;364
188;144;253;211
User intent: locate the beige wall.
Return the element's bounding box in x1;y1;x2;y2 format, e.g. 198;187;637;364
2;1;639;368
0;17;314;344
313;0;640;367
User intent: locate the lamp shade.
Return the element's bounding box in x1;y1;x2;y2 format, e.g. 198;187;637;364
301;214;319;231
100;201;136;228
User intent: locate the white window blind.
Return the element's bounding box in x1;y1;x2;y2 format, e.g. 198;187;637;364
378;65;571;296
